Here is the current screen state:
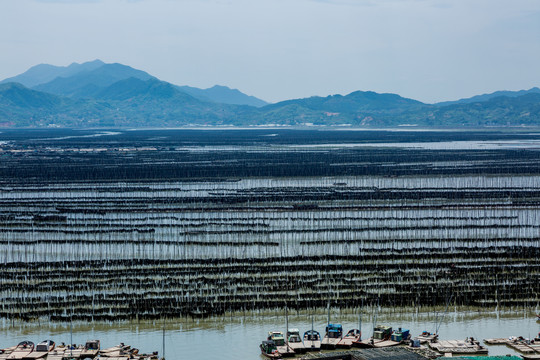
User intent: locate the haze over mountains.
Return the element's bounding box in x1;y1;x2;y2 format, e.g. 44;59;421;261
1;60;540;128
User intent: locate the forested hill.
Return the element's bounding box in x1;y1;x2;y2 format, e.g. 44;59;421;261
1;60;539;128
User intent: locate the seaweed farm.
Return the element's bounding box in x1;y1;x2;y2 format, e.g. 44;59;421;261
0;129;539;358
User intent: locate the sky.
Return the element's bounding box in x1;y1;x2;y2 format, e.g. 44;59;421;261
1;0;540;104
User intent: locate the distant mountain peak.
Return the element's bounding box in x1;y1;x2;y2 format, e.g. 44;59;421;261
0;59;109;88
178;84;268;107
435;87;540;106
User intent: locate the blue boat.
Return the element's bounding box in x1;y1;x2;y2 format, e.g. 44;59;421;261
321;324;343;349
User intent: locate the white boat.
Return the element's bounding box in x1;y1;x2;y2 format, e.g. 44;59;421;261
303;330;321;351
286;329;306;354
267;331;295;357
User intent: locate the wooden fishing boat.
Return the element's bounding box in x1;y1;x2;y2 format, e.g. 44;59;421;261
367;328;411;348
99;348;136;358
353;325;392;348
303;330;321;351
44;348;65;360
522;355;540;360
390;328;410;343
321;324;343;350
7;342;34;360
286;329;307;354
267;331;295;357
415;331;438;344
1;345;18;354
337;329;361;348
23;340;54;359
428;337;488;355
80;340;100;359
63;344;85;359
260;340;281;359
100;344;130;354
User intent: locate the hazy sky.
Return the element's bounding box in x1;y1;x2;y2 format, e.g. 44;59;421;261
1;0;540;103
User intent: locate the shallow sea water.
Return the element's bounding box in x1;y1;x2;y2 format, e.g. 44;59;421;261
1;310;539;360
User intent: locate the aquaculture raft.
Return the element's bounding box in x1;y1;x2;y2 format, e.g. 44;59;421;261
300;347;426;359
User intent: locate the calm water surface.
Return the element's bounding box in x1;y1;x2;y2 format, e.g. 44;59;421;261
1;310;539;360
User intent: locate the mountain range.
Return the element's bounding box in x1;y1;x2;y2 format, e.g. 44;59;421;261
1;60;539;128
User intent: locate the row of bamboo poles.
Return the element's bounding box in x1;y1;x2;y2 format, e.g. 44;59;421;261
0;174;539;321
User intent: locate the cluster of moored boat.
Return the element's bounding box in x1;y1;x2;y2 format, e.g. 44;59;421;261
0;340;159;360
261;323;540;359
260;324;414;358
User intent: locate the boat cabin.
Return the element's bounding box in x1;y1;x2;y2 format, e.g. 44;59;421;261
268;331;285;346
391;328;410;342
325;324;343;338
287;328;300;337
261;341;278;355
304;330;321;341
373;325;392;340
35;341;54;352
84;341;99;351
288;334;302;343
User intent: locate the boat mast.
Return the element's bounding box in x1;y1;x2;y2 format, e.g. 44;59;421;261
436;294;453;335
285;305;289;343
358;305;362;334
372;300;378;338
327;300;330;327
70;301;73;359
162;317;166;360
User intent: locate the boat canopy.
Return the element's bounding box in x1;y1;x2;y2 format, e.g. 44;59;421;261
85;340;100;350
326;324;343;338
304;330;321;340
268;331;285;345
288;334;302;343
287;328;300;335
326;324;343;332
261;340;278;354
36;340;54;352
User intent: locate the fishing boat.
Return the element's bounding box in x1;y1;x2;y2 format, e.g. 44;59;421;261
22;340;54;359
415;331;438;344
428;337;488;355
45;348;65;360
359;327;407;348
321;324;343;350
353;325;392;348
337;329;361;348
7;342;35;360
100;343;131;354
1;345;18;356
267;332;295;357
523;355;540;360
388;328;410;344
80;340;100;359
286;329;307;354
260;340;281;359
303;330;321;351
